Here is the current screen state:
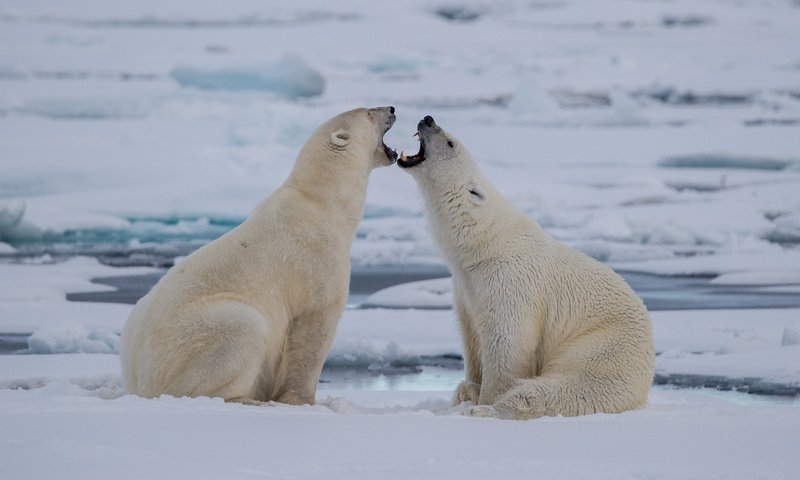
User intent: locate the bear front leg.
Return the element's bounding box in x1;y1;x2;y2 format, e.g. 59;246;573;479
452;290;482;405
477;348;518;406
475;298;536;406
274;308;342;405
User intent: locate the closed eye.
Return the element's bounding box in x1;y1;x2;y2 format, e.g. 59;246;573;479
466;182;486;204
447;140;454;148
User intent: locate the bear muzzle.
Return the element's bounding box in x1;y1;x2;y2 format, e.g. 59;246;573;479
397;115;438;169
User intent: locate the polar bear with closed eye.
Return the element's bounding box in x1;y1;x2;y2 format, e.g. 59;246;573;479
398;115;654;420
121;106;398;405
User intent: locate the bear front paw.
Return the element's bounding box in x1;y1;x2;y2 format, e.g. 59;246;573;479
452;380;481;406
462;405;498;418
492;390;546;420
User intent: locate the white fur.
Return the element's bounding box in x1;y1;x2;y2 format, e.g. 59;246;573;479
120;107;396;404
402;118;655;420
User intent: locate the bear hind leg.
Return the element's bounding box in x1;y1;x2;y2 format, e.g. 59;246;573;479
154;301;277;402
466;328;653;420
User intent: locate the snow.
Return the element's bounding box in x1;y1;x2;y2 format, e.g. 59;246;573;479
26;320;119;354
0;0;798;276
782;326;800;347
363;277;453;309
1;300;134;335
710;269;800;286
2;0;800;478
657;345;800;386
1;357;798;479
1;258;798;387
0;199;25;230
0;256;155;303
0;257;154;335
170;54;325;97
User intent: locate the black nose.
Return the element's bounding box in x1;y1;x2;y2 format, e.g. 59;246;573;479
389;106;395;114
424;115;435;127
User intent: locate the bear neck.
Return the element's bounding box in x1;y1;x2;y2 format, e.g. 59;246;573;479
419;170;539;269
283;149;371;231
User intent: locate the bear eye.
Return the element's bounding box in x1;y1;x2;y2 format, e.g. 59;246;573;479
447;140;454;148
466;182;486;204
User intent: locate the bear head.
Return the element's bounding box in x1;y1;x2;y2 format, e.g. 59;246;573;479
301;106;398;174
398;115;490;210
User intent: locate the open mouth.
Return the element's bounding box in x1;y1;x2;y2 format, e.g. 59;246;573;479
397;134;425;169
382;121;398;163
383;141;398;163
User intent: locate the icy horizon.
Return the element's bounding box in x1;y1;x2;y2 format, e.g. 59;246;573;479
1;1;799;478
0;0;799;283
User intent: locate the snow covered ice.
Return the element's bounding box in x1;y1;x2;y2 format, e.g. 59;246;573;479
1;0;800;478
1;0;800;272
2;267;800;478
170;54;325;97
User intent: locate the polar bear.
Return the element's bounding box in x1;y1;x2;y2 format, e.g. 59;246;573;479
398;115;654;420
120;106;398;404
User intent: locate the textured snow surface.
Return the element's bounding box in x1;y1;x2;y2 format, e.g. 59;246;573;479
0;0;798;279
2;1;800;477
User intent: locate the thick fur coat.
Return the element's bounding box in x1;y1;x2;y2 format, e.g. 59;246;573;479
399;116;654;419
120;107;397;404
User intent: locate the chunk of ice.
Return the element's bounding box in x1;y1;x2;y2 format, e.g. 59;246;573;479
171;54;325;98
781;327;800;347
26;321;119;354
508;80;561;117
0;199;25;231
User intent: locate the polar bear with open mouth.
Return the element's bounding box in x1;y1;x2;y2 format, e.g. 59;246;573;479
398;115;654;420
121;106;398;405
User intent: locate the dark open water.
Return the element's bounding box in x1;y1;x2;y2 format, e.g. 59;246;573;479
64;266;800;311
2;265;798;397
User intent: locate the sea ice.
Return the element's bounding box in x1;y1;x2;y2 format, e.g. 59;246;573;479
171;54;325;97
362;277;453;309
508;79;562;118
769;212;800;244
0;199;25;232
658;154;797;171
26;321;118;354
782;327;800;347
1;0;800;476
710;270;800;286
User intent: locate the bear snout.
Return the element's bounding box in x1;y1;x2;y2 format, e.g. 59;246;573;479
416;115;441;136
373;106;396;131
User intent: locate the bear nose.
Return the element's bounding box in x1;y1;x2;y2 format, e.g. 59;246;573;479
418;115;436;131
389;106;395;114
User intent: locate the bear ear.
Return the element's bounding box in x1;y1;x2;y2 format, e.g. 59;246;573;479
466;182;487;205
330;129;351;147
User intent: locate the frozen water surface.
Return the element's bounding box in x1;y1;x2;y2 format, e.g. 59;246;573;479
1;0;800;478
